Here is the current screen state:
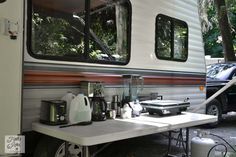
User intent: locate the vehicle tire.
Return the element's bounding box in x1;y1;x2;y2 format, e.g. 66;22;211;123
33;136;83;157
206;99;222;127
147;109;155;115
148;111;154;115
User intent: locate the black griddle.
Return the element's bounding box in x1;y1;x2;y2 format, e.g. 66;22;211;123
140;100;190;116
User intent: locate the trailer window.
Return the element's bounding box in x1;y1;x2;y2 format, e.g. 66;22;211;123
28;0;131;65
155;14;188;62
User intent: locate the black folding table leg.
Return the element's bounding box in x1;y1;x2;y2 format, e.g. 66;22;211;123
165;131;172;157
185;128;189;157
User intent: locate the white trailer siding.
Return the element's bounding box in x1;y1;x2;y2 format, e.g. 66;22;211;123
22;0;206;132
0;0;24;155
24;0;206;74
129;0;205;73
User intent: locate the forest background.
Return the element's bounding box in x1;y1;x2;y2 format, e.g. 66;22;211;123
199;0;236;61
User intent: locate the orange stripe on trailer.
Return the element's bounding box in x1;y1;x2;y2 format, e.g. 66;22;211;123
24;70;205;86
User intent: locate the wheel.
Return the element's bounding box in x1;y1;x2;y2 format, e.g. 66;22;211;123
148;111;154;115
206;99;222;127
33;136;83;157
147;109;155;115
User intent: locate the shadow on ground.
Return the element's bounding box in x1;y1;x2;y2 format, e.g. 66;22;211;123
97;133;184;157
96;113;236;157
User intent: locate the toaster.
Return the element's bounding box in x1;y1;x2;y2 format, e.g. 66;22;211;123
40;100;67;125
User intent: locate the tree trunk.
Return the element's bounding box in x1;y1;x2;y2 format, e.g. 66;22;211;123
214;0;236;62
116;4;127;56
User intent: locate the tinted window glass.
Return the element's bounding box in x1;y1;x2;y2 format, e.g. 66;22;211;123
155;14;188;62
89;1;130;62
207;64;236;80
29;0;131;64
31;1;85;58
156;16;171;59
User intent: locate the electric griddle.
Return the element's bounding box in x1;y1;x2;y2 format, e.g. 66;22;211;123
140;100;190;116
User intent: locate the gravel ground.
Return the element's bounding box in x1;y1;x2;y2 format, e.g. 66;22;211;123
190;112;236;155
97;113;236;157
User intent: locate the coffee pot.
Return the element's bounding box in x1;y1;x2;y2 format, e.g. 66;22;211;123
91;97;107;121
90;82;107;121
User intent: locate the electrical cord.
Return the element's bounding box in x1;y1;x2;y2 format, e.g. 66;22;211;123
210;133;236;152
207;143;227;157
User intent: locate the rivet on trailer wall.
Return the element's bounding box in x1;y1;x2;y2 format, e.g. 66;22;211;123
0;0;6;3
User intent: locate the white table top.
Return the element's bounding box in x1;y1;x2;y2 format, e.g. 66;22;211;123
32;112;217;146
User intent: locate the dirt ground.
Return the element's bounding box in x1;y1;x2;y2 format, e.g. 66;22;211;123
193;112;236;155
97;113;236;157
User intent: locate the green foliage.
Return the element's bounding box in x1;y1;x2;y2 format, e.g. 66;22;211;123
203;27;223;57
201;0;236;58
31;2;129;63
32;13;84;57
89;7;117;60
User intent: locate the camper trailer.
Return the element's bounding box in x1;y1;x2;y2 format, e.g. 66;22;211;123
0;0;206;156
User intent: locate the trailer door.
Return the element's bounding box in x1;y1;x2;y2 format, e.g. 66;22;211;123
0;0;24;155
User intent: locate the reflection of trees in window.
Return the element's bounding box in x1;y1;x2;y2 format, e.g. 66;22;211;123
156;14;188;62
89;1;129;62
30;0;130;64
32;11;85;58
156;16;171;58
174;21;188;60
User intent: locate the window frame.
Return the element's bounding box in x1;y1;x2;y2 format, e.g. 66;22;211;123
27;0;132;65
155;14;189;62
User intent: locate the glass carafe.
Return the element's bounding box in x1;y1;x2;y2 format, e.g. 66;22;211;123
122;75;143;103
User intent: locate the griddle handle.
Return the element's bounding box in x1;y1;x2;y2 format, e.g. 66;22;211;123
157;95;163;100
